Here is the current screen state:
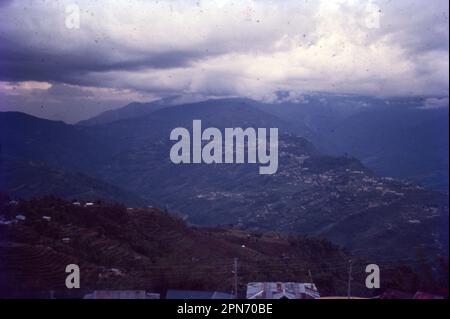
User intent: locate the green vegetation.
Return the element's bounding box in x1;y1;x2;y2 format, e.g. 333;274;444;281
1;195;447;298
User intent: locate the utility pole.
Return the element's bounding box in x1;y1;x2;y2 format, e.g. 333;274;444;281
233;257;238;299
347;260;353;299
308;269;314;284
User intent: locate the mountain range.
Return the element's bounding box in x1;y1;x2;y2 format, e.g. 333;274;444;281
0;96;448;264
255;94;449;191
78;94;449;190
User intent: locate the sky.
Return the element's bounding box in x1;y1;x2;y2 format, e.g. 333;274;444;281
0;0;448;123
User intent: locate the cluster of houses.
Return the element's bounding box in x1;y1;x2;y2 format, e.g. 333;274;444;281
81;283;445;299
1;200;96;225
83;282;321;299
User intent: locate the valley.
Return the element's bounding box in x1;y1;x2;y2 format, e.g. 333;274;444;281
0;98;448;267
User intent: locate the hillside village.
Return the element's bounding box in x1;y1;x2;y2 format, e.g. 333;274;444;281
0;195;447;299
146;134;448;262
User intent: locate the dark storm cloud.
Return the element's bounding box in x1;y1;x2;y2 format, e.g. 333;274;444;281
0;0;448;121
0;35;209;86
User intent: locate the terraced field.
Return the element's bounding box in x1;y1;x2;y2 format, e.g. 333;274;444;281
0;196;445;298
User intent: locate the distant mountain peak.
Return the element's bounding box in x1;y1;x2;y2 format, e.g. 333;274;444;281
76;94;227;126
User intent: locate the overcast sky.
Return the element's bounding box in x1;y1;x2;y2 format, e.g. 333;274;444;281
0;0;448;123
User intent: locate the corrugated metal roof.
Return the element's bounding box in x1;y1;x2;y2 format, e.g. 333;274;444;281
246;282;320;299
83;290;160;299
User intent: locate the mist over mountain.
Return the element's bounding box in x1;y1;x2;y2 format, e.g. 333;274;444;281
77;96;204;126
75;93;449;190
256;94;449;191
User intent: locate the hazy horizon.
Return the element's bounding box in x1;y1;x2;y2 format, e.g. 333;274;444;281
0;0;449;123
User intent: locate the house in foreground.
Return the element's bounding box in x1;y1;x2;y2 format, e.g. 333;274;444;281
246;282;320;299
83;290;160;299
